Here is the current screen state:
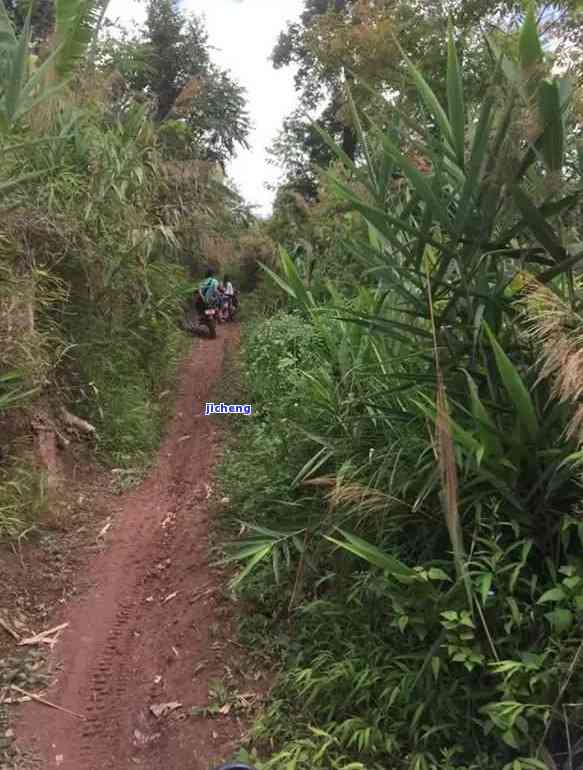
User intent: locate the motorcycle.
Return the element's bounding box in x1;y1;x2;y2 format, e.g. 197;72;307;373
183;290;218;339
201;303;218;339
222;291;239;323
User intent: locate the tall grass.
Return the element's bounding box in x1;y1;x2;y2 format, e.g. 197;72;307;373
219;9;583;770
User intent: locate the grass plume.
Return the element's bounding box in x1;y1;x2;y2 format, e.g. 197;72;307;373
521;277;583;446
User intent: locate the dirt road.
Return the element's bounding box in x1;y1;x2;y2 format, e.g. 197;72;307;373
16;326;245;770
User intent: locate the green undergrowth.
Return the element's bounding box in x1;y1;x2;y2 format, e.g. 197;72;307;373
67;307;189;471
213;315;403;770
0;462;48;540
213;303;583;770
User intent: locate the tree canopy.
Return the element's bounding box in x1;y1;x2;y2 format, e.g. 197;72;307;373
101;0;250;167
270;0;580;195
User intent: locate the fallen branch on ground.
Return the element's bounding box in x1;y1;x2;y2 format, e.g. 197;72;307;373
0;617;20;641
10;685;85;720
18;622;69;647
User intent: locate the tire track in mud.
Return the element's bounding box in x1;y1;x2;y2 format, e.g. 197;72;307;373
15;326;244;770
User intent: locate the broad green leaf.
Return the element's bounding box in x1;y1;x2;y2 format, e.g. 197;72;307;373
484;323;539;441
327;173;425;247
312;121;360;177
346;84;379;196
416;393;483;457
428;567;451;581
537;587;566;603
455;95;494;233
54;0;101;78
4;14;31;123
0;0;15;46
279;247;315;311
478;573;493;606
259;257;314;315
380;132;452;233
544;608;573;633
291;446;334;487
502;729;521;749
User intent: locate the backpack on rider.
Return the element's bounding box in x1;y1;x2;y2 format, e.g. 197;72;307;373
197;269;219;312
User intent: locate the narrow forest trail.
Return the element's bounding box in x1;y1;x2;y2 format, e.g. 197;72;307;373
15;325;245;770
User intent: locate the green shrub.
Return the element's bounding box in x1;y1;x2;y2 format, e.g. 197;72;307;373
66;274;187;468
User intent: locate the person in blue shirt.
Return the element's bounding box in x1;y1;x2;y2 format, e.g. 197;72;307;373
196;267;219;315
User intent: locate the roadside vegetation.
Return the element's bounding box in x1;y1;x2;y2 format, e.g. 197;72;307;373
3;0;583;768
0;0;270;536
218;3;583;769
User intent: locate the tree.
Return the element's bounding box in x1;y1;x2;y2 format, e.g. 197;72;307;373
270;0;578;196
184;65;250;167
100;0;250;166
143;0;208;121
267;105;345;200
5;0;55;43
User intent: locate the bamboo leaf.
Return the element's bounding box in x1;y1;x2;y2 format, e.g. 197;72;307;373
326;530;415;578
229;546;272;589
223;542;275;564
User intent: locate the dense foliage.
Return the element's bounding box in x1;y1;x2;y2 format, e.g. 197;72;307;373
0;0;257;536
100;0;251;167
269;0;582;197
220;5;583;770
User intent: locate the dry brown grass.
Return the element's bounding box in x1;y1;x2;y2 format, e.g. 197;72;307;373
302;475;399;517
174;77;204;117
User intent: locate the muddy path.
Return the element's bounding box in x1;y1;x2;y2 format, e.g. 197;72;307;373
15;325;246;770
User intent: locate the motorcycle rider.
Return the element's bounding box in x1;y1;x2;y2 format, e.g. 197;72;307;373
223;274;236;320
196;267;220;318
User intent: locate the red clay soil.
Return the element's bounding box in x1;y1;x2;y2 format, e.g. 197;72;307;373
14;325;247;770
